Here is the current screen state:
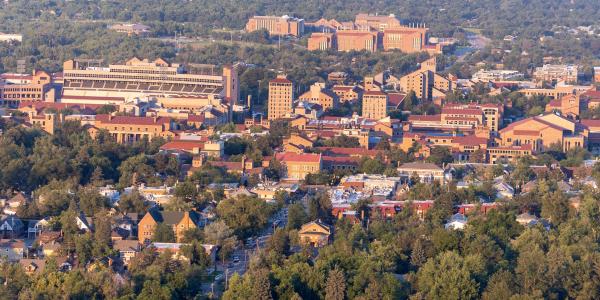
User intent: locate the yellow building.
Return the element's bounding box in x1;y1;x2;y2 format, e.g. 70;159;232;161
283;133;314;153
0;70;58;106
332;85;362;103
399;57;451;100
498;113;585;153
90;114;175;143
298;220;331;247
274;152;322;180
362;90;388;119
297;82;338;111
486;145;533;164
268;75;294;120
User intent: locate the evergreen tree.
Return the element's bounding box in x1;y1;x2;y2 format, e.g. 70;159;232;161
326;267;346;300
252;269;273;300
410;239;427;267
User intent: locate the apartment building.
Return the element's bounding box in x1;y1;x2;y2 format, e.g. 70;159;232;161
297;82;338;111
399;58;451;100
0;70;58;106
332;85;362;102
397;162;448;184
62;57;238;105
533;64;578;84
246;15;305;36
472;69;524;82
520;84;593;99
268;75;294;120
362;90;388;120
544;93;581;118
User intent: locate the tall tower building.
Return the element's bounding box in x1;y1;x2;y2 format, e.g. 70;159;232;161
268;75;293;120
362;90;388;120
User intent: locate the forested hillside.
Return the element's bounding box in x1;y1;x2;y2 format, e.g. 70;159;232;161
2;0;600;38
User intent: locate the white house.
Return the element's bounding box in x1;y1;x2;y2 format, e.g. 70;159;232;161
445;213;467;230
494;181;515;199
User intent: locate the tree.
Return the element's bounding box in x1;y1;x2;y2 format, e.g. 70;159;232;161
174;181;198;203
181;241;211;267
217;195;275;238
468;149;486;163
153;223;176;243
252;268;273;300
402;91;418;110
416;251;484;300
410;239;427;267
287;203;308;230
326;267;346;300
203;220;238;262
118;189;147;214
358;157;385;174
540;191;571;224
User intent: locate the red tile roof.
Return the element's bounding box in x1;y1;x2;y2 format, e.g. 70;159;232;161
581;119;600;129
95;114;171;125
275;152;321;163
18;101;106;112
441;108;482;115
363;90;387;96
270;78;292;84
322;156;360;165
160;141;204;152
452;135;488;146
188;115;205;122
316;147;382;157
387;93;405;107
409;114;442;122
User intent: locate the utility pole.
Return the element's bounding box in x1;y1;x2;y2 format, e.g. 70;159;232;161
225;268;229;288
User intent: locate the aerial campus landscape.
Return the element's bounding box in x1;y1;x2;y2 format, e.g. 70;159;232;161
1;1;600;299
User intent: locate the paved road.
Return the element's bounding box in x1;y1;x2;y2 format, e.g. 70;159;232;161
454;31;492;63
207;205;289;296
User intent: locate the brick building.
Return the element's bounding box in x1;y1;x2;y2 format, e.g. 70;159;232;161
138;210;202;244
246;15;305;36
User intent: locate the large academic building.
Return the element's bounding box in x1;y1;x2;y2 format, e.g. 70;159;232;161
246;15;305;37
61;57;239;105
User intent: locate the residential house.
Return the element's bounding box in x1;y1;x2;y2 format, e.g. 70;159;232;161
0;239;25;261
113;240;141;266
298;220;332;247
397;162;449;184
0;215;24;238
